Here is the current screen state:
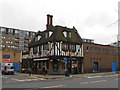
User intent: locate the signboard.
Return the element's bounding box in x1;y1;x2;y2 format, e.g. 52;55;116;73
5;59;11;63
64;58;67;63
33;58;48;61
3;54;10;58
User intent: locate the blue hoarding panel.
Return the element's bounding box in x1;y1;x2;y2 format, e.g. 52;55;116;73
112;61;116;73
13;62;19;72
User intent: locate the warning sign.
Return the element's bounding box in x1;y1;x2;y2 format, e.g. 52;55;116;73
5;59;11;63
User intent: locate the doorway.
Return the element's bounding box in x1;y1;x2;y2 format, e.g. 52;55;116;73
93;62;99;72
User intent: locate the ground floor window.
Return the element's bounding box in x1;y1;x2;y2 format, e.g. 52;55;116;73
53;59;58;72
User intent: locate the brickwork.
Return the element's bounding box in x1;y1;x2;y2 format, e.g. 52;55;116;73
83;42;118;73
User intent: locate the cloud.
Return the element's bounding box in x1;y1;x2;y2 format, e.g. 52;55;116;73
0;0;119;44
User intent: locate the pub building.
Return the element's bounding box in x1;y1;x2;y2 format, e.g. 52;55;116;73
23;14;84;74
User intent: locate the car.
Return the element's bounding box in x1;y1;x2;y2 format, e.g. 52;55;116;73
2;63;14;75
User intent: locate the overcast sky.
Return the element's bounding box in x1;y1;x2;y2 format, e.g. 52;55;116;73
0;0;119;44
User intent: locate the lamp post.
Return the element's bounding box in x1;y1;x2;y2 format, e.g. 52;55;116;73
117;34;120;71
64;44;70;76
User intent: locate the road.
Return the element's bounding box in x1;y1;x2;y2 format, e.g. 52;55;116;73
2;73;119;89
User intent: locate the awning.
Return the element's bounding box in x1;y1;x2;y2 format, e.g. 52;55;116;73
33;58;49;61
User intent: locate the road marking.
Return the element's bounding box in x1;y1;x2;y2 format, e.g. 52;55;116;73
11;78;18;80
42;85;65;88
90;80;106;83
80;82;89;84
16;80;26;82
11;78;45;82
115;78;120;80
39;78;46;80
104;75;117;77
26;79;32;81
2;76;7;79
31;79;38;81
87;76;102;78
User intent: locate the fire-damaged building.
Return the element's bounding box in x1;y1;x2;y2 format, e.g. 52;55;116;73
22;14;84;74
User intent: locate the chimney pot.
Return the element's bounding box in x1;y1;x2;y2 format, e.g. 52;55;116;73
46;14;53;30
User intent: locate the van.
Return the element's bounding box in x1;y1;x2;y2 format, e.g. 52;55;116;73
2;63;14;75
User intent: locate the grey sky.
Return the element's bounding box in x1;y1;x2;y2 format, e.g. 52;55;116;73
0;0;119;44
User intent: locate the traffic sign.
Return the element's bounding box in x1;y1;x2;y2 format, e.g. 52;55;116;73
5;59;11;63
64;58;67;63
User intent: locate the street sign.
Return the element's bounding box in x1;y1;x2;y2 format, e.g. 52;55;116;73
64;58;67;63
5;59;11;63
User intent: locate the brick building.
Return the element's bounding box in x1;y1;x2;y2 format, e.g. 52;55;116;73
82;39;118;73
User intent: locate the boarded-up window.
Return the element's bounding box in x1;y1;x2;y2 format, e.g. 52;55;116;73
43;44;49;50
33;47;37;54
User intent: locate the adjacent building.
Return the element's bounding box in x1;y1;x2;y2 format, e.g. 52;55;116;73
82;39;118;73
22;14;84;74
0;26;36;72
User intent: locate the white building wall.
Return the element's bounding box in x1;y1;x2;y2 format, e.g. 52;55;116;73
41;45;43;57
60;42;62;55
81;44;84;57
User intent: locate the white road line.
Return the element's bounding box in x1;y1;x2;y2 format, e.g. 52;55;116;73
87;76;102;78
26;79;32;81
2;76;7;79
16;80;26;82
115;78;120;80
11;78;18;80
104;75;117;77
11;78;44;82
80;82;89;84
31;79;38;81
42;85;65;88
39;78;46;80
90;80;106;83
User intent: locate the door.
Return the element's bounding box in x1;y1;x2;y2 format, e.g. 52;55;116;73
93;62;99;72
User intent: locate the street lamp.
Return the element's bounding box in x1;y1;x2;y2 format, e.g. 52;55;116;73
117;34;120;71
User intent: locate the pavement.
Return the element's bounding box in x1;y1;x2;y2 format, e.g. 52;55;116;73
15;71;119;80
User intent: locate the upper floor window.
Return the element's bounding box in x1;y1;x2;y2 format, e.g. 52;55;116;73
38;35;41;40
33;33;35;36
62;44;68;51
90;47;93;52
10;29;13;34
63;31;67;37
86;46;89;51
63;31;71;38
43;44;49;50
69;44;75;51
15;30;19;34
25;31;29;35
68;32;71;38
33;47;37;54
49;31;53;37
45;33;48;38
0;27;6;33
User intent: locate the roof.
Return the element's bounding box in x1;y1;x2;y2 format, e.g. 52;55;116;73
29;25;83;47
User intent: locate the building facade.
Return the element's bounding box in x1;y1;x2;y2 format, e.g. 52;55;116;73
22;14;84;74
82;39;118;73
0;27;36;71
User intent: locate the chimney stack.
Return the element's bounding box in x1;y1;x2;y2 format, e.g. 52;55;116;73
46;14;53;30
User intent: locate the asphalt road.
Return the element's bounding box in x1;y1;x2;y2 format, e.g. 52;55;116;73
2;73;119;89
